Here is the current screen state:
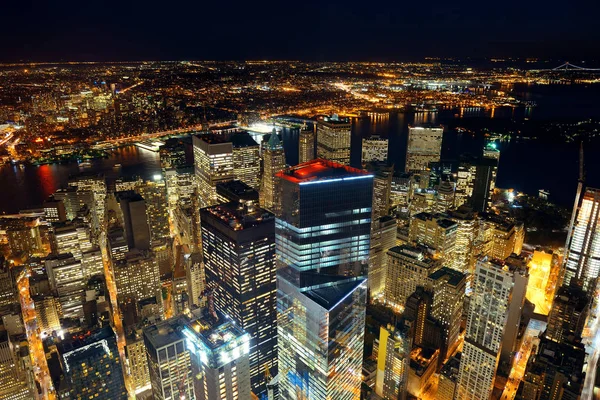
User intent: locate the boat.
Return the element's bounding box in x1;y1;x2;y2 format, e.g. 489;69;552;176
78;161;92;168
113;163;122;170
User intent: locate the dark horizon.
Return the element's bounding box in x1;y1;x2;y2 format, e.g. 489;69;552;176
2;0;599;63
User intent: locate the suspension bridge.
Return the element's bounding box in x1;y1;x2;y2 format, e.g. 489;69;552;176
551;62;600;71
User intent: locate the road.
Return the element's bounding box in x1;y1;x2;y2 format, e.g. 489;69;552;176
99;231;135;399
17;270;56;400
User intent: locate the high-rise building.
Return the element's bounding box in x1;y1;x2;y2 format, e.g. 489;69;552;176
408;212;457;269
184;252;205;308
68;173;107;233
43;197;67;222
563;187;600;290
0;258;15;309
455;156;498;212
232;133;261;190
159;139;187;170
57;326;127;400
545;280;589;342
275;160;373;400
384;245;440;311
201;200;277;395
446;206;478;285
316;114;352;165
457;258;526;400
374;323;411;400
427;267;466;360
193;134;234;208
405;125;443;172
520;336;586;400
368;216;397;301
143;316;195;400
0;331;33;400
437;355;461;400
479;213;522;260
115;191;151;251
125;329;151;394
46;253;85;319
114;250;161;305
298;127;315;164
435;180;455;213
33;295;61;335
184;311;252;400
165;165;196;208
260;132;285;215
362;135;389;165
139;179;170;243
367;162;393;221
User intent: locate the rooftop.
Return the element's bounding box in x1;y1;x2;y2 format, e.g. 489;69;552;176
194;133;230;145
428;266;466;287
231;132;259;148
276;159;371;184
303;277;366;311
202;201;273;231
216;180;259;202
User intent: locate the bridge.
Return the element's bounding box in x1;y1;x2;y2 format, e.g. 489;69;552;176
551;62;600;71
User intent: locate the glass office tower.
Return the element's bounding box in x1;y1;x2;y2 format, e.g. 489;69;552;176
275;159;373;400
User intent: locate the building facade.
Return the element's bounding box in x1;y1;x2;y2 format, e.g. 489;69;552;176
316;115;352;165
405;125;443;172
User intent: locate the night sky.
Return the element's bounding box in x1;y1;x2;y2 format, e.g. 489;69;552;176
1;0;598;62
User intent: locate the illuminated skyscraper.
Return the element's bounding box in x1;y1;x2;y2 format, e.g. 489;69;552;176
201;200;277;395
457;258;526;400
143;317;195;400
367;162;393;221
563;188;600;290
298;127;315;163
409;212;457;269
125;329;151;394
0;331;34;400
46;253;85;319
435;180;455;213
316;114;352;165
260;131;285;215
275;160;373;400
405;125;443;172
374;323;411;400
545;280;589;342
232;133;261;190
455;156;498;213
139;179;170;243
362;135;389;165
193;134;234;208
184;311;252;400
0;258;15;309
113;250;161;305
384;245;440;311
368;216;397;301
57;326;127;400
427;267;466;359
446;206;478;283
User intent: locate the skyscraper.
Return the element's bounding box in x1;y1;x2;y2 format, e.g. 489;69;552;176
368;216;397;301
435;180;455;213
427;267;466;360
375;323;411;400
115;190;151;251
455;156;498;212
362;135;389;165
57;326;127;400
563;187;600;290
232;132;261;190
201;200;277;395
143;316;195;400
545;279;589;342
260;132;285;215
298;127;315;164
405;125;443;173
367;162;393;221
138;179;170;243
316;114;352;165
384;245;440;311
409;212;457;270
193;134;234;208
457;258;526;400
0;331;34;400
184;311;252;400
275;159;373;400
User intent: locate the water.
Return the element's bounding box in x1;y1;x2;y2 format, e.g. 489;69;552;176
1;83;599;213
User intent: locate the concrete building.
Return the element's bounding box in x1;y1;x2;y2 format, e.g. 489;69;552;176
316;114;352;165
368;216;397;301
408;212;457;269
384;245;440;311
232;132;261;190
405;125;443;172
298;127;315;164
374;323;411;400
193;134;234;208
362;135;388;165
260;132;286;215
545;280;589;342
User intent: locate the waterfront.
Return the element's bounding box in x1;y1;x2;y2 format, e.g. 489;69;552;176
2;83;600;213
